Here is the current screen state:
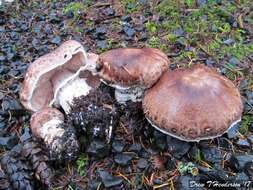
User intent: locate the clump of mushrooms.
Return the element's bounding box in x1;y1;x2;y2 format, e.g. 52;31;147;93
88;48;170;104
20;39;245;163
19;40;99;160
143;64;243;142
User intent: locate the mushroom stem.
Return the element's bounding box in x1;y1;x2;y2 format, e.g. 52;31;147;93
114;86;144;104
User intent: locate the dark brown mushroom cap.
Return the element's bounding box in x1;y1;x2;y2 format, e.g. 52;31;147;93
30;107;64;138
97;48;169;88
143;64;243;141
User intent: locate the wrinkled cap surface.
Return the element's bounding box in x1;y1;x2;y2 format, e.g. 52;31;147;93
30;107;64;137
20;40;95;112
143;64;243;142
97;48;169;88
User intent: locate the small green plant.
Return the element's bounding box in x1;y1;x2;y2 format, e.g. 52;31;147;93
192;148;202;162
218;23;231;33
85;19;94;28
165;33;177;43
185;0;193;7
155;0;181;18
147;36;166;51
62;2;88;18
76;154;88;176
145;21;157;33
121;0;139;13
75;27;84;33
177;162;198;176
147;36;160;47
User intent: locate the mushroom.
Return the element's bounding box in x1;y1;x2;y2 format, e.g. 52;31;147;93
30;107;79;160
91;48;170;104
143;64;243;142
20;40;99;113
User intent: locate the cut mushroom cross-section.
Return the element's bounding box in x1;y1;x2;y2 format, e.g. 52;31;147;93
30;107;79;160
90;48;170;104
20;40;100;113
143;64;243;142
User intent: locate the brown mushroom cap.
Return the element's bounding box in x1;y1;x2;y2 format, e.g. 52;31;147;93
143;64;243;141
20;40;94;112
97;48;170;89
30;107;64;138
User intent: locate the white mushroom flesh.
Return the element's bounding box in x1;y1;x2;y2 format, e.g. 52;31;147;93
114;87;144;104
56;77;91;112
38;118;65;146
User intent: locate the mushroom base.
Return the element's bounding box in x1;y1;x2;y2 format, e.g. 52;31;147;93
146;117;242;142
69;87;119;144
114;86;144;104
39;119;79;160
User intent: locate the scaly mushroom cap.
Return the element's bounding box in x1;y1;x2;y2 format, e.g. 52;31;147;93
97;48;169;89
19;40;95;112
143;64;243;142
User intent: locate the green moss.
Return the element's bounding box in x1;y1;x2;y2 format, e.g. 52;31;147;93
155;0;181;18
74;27;84;33
220;43;253;59
62;2;88;18
206;40;221;54
165;34;178;43
177;162;198;176
239;115;253;135
85;19;94;28
96;38;113;54
185;0;194;7
153;0;252;61
224;69;237;81
178;50;197;61
120;0;139;13
147;36;166;51
145;21;157;33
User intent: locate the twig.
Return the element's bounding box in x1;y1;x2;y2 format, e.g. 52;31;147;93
196;42;212;56
91;2;111;7
238;14;244;28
